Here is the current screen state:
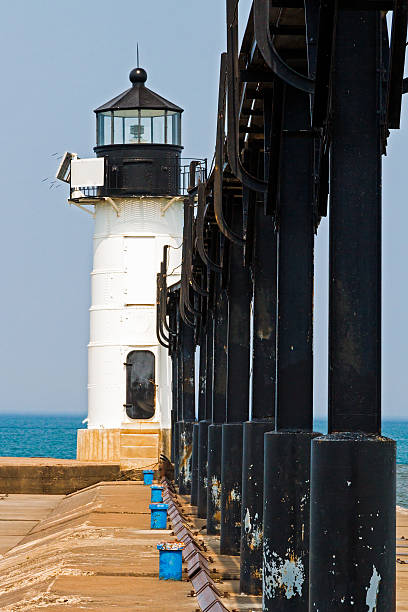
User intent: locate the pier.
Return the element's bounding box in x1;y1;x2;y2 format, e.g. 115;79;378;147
1;0;406;609
157;0;408;609
1;472;407;609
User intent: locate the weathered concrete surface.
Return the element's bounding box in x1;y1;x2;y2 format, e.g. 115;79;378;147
0;494;63;554
0;481;195;611
77;426;171;470
0;457;121;494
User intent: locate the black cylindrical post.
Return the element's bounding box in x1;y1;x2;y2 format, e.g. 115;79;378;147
220;203;251;555
220;422;243;555
240;420;274;593
197;419;210;517
207;423;223;534
207;282;228;534
190;422;199;506
191;338;207;506
178;322;195;494
197;316;214;518
174;307;183;483
262;86;317;611
170;351;178;463
240;188;277;593
309;11;396;610
309;435;396;609
263;431;320;607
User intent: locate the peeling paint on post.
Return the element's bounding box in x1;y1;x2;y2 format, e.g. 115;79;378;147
263;431;320;611
240;420;274;594
220;422;244;555
309;434;396;611
366;565;381;612
178;421;193;494
263;543;305;601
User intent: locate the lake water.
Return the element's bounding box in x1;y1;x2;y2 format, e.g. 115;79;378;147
0;414;86;460
0;414;407;506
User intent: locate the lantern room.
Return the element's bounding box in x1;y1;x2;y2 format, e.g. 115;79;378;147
94;67;183;197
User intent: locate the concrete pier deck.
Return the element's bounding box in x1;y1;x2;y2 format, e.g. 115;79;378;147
1;476;405;610
0;493;63;554
0;457;122;494
0;481;194;611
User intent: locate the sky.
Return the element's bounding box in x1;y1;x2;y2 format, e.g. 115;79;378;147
0;1;406;421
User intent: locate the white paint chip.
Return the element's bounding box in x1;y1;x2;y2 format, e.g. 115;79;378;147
366;565;381;612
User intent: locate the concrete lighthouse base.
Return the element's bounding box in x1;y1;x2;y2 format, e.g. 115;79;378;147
77;425;171;470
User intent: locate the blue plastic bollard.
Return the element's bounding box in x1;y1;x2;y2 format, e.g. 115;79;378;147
157;542;186;580
150;485;164;503
150;503;169;529
143;469;154;485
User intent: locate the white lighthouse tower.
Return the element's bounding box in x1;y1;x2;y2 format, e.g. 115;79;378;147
57;66;184;468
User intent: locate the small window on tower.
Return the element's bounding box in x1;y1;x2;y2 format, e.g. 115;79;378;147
125;351;155;419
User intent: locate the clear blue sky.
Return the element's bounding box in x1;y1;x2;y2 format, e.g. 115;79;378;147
0;1;406;421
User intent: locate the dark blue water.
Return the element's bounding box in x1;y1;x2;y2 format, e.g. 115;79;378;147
0;414;86;460
0;414;407;506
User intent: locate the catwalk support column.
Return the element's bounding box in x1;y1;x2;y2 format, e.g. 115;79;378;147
207;276;228;535
197;315;214;518
220;202;251;555
309;11;396;610
178;320;195;494
191;336;206;506
240;189;277;594
262;86;318;611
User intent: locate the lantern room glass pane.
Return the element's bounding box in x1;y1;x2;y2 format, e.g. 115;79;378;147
168;112;181;145
152;114;165;144
140;116;152;143
113;115;124;144
97;112;112;145
125;350;155;419
125;116;141;143
97;109;181;145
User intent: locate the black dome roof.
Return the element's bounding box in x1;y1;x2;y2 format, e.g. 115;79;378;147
94;67;183;113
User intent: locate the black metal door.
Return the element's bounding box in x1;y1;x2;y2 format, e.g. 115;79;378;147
125;350;155;419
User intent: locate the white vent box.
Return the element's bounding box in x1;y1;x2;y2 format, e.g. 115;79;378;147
71;158;105;188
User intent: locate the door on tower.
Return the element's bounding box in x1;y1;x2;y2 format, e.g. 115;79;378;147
125;350;155;419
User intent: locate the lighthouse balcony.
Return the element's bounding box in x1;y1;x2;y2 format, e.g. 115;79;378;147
69;156;207;200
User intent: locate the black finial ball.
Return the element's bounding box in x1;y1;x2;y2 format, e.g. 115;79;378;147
129;67;147;85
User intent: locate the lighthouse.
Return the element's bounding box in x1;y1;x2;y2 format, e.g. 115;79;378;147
56;66;187;468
